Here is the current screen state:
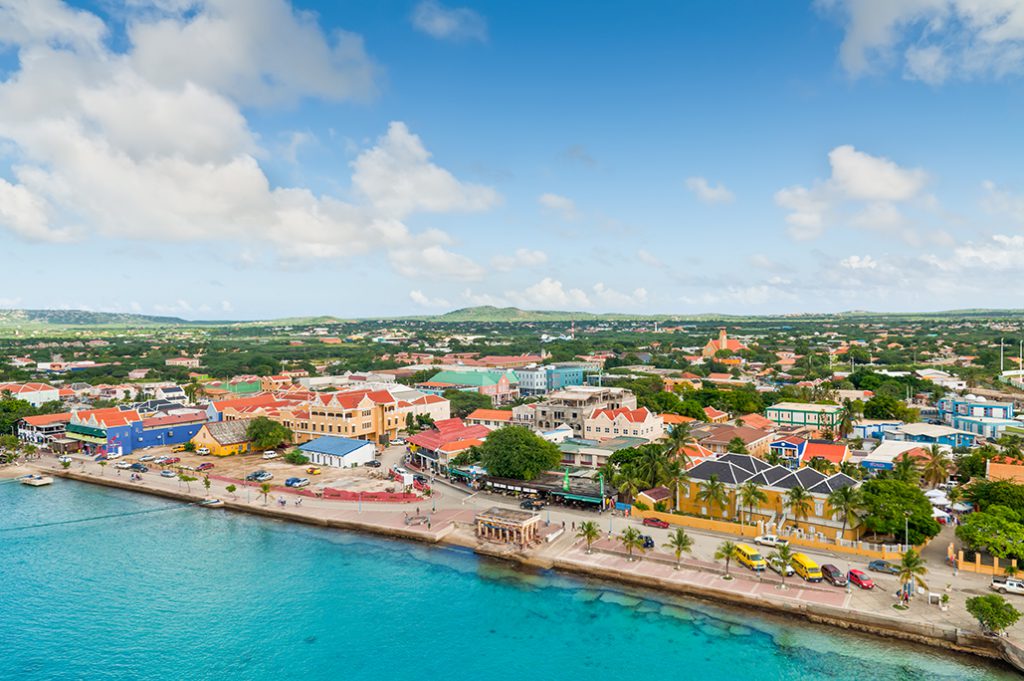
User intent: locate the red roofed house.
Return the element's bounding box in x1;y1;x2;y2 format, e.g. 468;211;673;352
801;440;850;468
703;406;730;423
0;382;60;407
702;328;748;358
738;413;775;431
18;411;73;444
583;406;664;442
407;418;490;471
465;408;515;429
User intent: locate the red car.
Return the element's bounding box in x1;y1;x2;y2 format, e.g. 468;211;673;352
164;457;181;465
848;569;875;589
642;517;670;529
196;462;214;471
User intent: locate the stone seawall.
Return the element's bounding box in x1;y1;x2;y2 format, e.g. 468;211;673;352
38;468;1023;674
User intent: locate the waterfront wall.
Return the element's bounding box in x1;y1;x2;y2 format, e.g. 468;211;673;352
632;508;910;561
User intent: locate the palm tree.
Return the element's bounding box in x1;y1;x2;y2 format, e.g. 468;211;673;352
827;485;864;540
806;456;835;475
697;474;729;518
664;421;696;468
664;459;688;511
619;527;646;562
726;437;749;454
784;485;813;532
612;463;644;503
637;447;670;489
259;482;271;505
892;452;921;485
839;461;863;480
897;548;929;601
663;528;694;570
97;460;108;476
577;521;601;554
183;379;202;405
765;450;784;466
920;444;952;488
715;540;738;578
837;399;855;440
738;480;767;528
769;544;795;590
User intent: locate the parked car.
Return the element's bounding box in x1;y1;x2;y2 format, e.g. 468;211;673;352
115;461;132;469
868;560;899;575
196;462;214;471
306;466;321;475
393;438;406;446
93;454;108;462
414;474;428;484
164;457;180;465
106;452;122;460
130;463;149;472
642;517;670;529
767;555;795;577
255;472;273;482
285;477;301;487
172;444;186;452
520;499;544;510
641;535;655;549
365;460;381;468
821;564;847;587
138;454;155;462
848;569;875;589
57;455;73;463
154;456;169;464
245;471;264;482
991;576;1024;595
160;470;176;478
262;451;278;460
754;534;789;548
286;477;310;488
196;447;210;456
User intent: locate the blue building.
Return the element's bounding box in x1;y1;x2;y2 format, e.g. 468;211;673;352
883;423;978;449
516;364;586;396
937;396;1016;440
853;419;904;440
65;406;208;455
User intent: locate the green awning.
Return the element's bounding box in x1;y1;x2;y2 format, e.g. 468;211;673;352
449;468;472;478
66;432;107;445
67;424;106;438
556;493;603;503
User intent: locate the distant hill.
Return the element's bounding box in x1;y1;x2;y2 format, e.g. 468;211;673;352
0;309;190;327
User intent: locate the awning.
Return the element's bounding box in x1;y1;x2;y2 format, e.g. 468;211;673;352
555;493;603;504
65;432;107;445
449;467;473;479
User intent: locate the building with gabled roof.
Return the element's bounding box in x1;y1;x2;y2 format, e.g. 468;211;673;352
583;406;663;442
191;419;253;457
702;328;748;358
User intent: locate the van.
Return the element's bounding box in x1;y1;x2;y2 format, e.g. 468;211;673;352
791;553;822;582
734;543;766;572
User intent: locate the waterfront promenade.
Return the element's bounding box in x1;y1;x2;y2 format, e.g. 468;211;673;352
7;455;1024;671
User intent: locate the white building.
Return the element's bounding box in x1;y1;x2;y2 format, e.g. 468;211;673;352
298;436;376;468
583;406;664;442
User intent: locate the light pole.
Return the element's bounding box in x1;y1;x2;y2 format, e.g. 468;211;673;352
904;510;911;549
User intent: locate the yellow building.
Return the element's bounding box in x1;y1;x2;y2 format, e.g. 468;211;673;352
191;419;253;457
676;453;863;541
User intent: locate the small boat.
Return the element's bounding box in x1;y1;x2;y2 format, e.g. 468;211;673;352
19;474;54;487
197;498;225;508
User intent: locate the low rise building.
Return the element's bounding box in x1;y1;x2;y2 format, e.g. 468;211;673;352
583;406;663;442
165;356;201;369
191;419;252;457
0;382;60;407
694;424;773;457
883;422;979;449
299;436;376;468
534;386;637;437
764;402;843;431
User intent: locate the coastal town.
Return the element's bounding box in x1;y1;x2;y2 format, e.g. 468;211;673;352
5;315;1024;672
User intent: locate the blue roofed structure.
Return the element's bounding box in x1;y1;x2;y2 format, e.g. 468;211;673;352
298;436;375;468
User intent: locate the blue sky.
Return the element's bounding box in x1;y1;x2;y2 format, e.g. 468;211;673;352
1;0;1024;319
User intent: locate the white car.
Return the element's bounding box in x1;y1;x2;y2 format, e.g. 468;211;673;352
138;455;155;462
767;555;795;576
754;534;789;548
991;577;1024;595
115;461;132;469
262;451;278;460
154;456;169;464
57;455;73;463
392;438;406;446
196;447;210;455
106;452;122;460
290;478;310;488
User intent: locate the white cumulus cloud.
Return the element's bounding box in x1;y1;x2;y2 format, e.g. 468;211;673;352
411;0;487;42
409;290;452;308
506;278;590;309
840;255;879;270
685;176;735;204
538;192;580;221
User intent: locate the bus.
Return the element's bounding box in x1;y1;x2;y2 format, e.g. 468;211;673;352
734;543;766;572
791;553;823;582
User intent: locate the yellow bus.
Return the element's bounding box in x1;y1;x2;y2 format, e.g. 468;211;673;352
734;543;766;572
791;553;822;582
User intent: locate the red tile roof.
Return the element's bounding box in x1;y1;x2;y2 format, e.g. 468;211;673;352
406;418;490;452
802;440;849;465
466;409;514;422
589;406;654;423
22;412;72;426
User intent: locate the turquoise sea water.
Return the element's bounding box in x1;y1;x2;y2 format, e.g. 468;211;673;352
0;480;1016;681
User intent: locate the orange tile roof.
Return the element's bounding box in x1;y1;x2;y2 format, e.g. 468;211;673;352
22;412;72;426
466;409;514;422
589;406;654;423
661;413;697;425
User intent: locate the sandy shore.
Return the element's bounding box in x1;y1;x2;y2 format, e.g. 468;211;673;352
15;460;1024;674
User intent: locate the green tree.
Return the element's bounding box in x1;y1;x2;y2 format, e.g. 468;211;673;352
897;548;929;601
738;480;767;528
664;422;696;467
861;479;941;545
246;416;293;450
827;485;864;539
891;451;921;485
577;520;601;554
60;460;71;470
920;444;952;488
806;456;835;475
663;527;693;570
442;389;493;418
784;485;813;531
697;474;729;518
202;476;211;496
769;544;795;590
179;473;197;493
619;526;646;562
837;399;855;439
726;437;749;454
97;460;108;476
226;484;237;499
183;441;196;453
715;540;738;578
636;446;671;489
477;426;561;480
955;507;1024;560
966;594;1022;635
284;450;310;465
613;462;645;503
